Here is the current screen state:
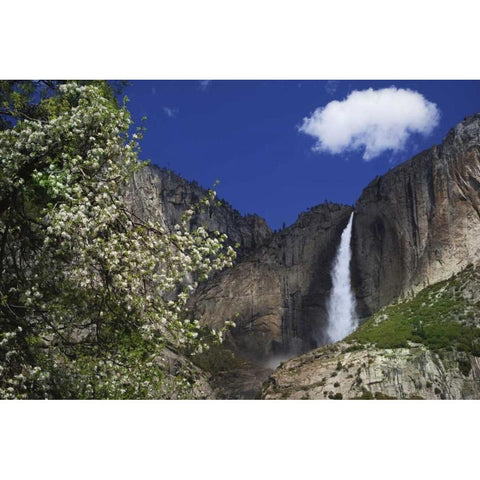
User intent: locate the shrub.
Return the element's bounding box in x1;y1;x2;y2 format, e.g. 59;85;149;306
353;388;373;400
374;391;396;400
458;357;472;377
329;392;343;400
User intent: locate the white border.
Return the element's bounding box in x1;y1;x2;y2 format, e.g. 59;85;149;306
3;0;480;79
1;400;479;479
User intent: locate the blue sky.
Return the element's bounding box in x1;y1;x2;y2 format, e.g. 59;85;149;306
125;80;480;230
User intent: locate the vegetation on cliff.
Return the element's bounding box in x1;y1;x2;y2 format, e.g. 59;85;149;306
348;264;480;358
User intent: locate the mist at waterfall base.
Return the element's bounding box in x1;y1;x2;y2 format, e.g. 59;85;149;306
326;213;358;343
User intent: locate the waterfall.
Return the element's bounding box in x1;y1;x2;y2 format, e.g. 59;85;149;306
326;212;358;343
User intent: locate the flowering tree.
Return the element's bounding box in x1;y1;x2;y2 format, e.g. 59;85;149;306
0;82;236;399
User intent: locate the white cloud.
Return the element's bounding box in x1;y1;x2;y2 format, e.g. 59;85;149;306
199;80;211;91
299;87;440;160
162;106;178;118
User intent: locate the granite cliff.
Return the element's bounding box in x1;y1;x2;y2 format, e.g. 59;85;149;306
261;114;480;400
352;113;480;319
124;165;272;256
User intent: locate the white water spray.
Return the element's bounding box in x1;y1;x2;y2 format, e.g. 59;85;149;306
326;213;358;343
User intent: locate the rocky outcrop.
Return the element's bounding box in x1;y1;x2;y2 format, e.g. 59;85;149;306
124;165;272;255
193;203;353;360
352;114;480;318
262;342;480;400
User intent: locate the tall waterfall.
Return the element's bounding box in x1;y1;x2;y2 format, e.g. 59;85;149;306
326;212;358;343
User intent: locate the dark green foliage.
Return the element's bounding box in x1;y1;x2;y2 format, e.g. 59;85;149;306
344;343;364;352
352;389;397;400
458;357;472;377
353;388;374;400
374;391;396;400
334;382;340;387
329;392;343;400
191;342;246;375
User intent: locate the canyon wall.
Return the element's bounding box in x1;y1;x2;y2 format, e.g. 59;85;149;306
352;113;480;318
124;165;272;255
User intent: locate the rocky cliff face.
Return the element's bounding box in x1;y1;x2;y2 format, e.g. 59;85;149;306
193;203;353;360
124;165;272;255
352;114;480;318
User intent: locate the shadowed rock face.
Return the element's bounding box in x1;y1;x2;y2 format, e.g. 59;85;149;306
124;165;272;255
352;114;480;318
193;203;353;360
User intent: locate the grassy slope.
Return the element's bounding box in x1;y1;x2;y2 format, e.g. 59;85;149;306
347;264;480;362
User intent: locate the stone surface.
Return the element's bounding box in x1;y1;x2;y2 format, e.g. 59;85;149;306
193;203;353;360
262;342;480;400
124;165;272;256
209;361;273;399
352;113;480;318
